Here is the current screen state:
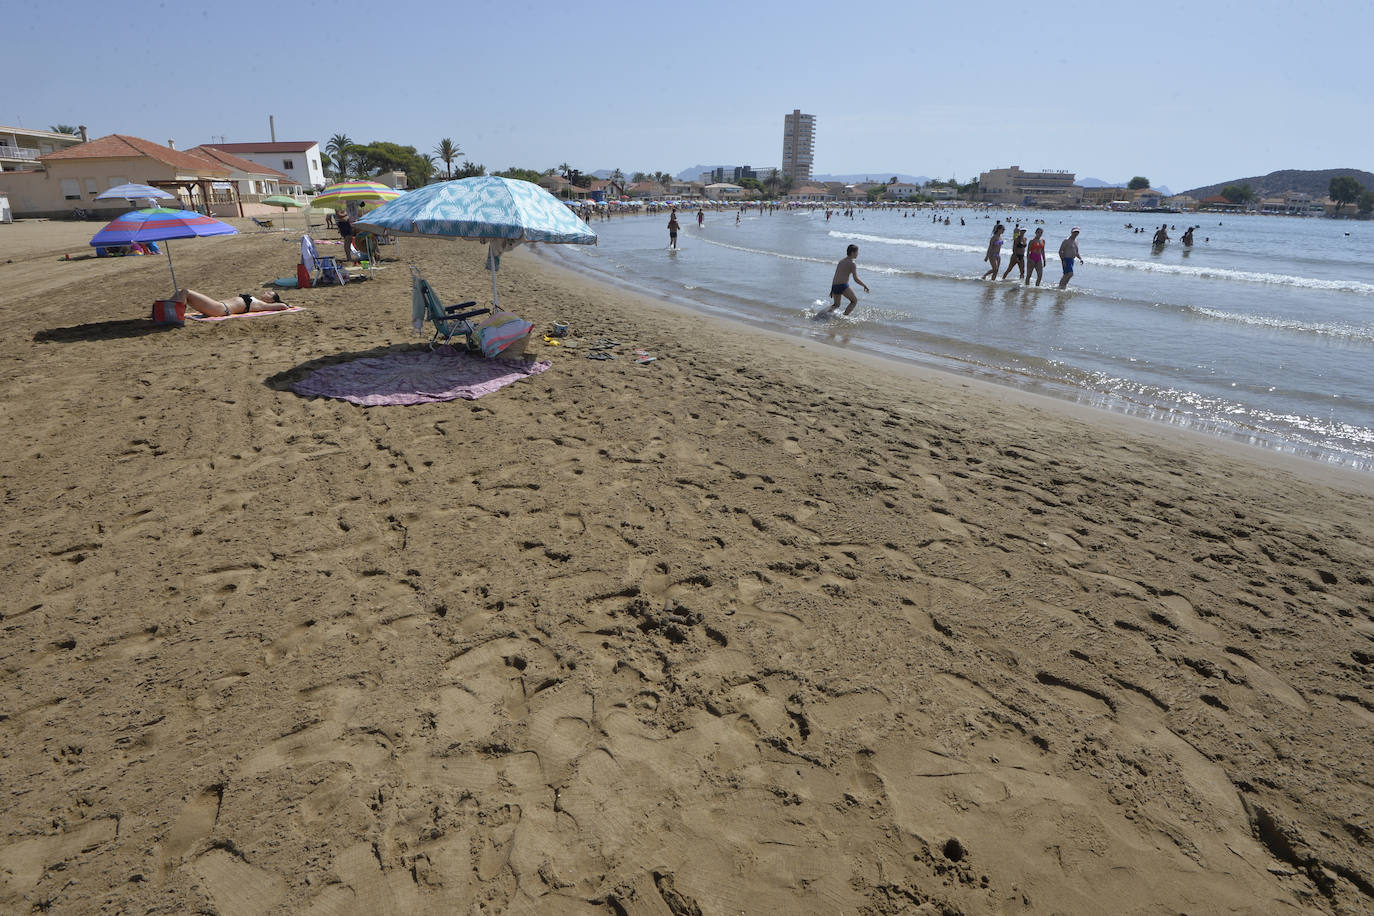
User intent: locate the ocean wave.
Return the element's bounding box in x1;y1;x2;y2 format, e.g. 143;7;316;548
1184;306;1374;342
828;230;984;255
827;230;1374;294
695;236;911;275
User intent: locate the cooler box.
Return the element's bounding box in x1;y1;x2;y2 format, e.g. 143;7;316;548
151;299;186;325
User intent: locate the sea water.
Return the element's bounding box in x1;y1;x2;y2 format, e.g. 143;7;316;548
540;208;1374;472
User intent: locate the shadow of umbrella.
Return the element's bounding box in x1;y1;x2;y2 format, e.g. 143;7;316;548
35;319;183;343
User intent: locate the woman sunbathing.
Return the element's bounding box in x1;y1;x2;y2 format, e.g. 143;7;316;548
175;288;290;317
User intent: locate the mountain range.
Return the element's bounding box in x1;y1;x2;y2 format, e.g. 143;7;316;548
1181;168;1374;201
1080;178;1174;196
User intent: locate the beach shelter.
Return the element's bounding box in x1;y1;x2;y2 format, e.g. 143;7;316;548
263;194;304;232
313;180;403;210
95;183;176;207
89;208;237;295
355;176;597;308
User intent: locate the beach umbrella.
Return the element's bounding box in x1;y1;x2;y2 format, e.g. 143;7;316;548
89;208;237;295
95;182;176;209
313;180;403;209
262;194;304;231
355;176;597;308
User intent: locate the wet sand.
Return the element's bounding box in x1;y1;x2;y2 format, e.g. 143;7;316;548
1;217;1372;914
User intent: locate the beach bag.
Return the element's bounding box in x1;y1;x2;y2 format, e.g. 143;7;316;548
475;312;533;358
151;299;185;325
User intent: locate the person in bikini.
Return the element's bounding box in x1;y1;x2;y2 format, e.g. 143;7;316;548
175;288;290;317
1002;227;1028;280
1024;227;1047;286
981;224;1005;280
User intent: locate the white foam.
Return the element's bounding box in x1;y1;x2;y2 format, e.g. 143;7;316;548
827;230;1374;294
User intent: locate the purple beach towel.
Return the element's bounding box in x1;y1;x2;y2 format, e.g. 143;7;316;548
291;349;551;406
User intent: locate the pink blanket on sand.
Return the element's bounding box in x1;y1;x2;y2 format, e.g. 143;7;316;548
291;349;551;405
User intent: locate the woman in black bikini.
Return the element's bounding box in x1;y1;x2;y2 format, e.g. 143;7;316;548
175;288;290;317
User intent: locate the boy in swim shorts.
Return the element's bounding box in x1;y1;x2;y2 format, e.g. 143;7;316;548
826;244;870;316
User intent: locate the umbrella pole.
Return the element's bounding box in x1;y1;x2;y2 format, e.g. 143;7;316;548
165;241;178;296
488;244;499;310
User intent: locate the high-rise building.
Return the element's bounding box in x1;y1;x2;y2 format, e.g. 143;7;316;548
781;109;815;184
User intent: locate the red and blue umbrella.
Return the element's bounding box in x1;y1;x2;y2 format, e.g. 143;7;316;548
90;208;237;294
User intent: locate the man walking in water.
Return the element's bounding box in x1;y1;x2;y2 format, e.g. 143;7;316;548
1058;227;1083;289
825;244;870;316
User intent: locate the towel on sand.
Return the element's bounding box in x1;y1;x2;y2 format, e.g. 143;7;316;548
188;306;306;322
291;349;550;406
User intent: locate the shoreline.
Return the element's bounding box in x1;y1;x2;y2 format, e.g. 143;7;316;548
2;219;1372;913
537;211;1374;479
531;241;1374;495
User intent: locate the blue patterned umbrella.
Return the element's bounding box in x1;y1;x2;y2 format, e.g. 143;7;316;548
356;177;596;307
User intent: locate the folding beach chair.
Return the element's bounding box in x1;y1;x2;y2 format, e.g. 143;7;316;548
250;216;274;230
410;266;490;351
302;234;348;286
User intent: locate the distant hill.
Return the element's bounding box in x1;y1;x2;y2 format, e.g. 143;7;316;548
1080;177;1173;196
1183;168;1374;200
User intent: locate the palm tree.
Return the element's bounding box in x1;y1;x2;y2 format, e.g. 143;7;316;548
416;154;436;186
433;138;461;179
654;171;672;192
558;162;573;180
326;133;354;181
49;124;80;135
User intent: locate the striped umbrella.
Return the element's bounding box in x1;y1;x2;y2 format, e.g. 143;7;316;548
90;208;237;295
312;180;403;209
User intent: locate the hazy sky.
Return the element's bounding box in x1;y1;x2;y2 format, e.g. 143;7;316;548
8;0;1370;192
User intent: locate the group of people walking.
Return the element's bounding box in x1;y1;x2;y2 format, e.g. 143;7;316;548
983;223;1082;288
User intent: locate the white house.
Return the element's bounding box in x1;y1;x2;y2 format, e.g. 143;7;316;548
204;141;325;190
187;145;296;197
1;125;84;172
885;182;922;199
703;182;745;200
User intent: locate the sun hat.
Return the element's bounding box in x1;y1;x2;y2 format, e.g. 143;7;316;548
1071;226;1080;232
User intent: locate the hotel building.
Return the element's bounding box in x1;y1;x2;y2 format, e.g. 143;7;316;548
781;110;816;184
978;165;1081;206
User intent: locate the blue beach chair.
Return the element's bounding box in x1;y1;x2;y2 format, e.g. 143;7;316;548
410;266;490;350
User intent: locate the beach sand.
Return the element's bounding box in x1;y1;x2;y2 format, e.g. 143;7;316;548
2;217;1372;914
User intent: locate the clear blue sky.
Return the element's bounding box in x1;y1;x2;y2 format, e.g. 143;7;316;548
8;0;1370;192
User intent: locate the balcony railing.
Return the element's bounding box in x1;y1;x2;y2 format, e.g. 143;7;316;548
0;145;41;161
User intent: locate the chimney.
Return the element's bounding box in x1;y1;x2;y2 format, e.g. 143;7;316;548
270;115;276;142
78;125;88;142
168;139;176;150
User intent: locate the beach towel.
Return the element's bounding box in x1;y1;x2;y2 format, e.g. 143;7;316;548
188;306;306;322
474;312;534;358
290;349;550;406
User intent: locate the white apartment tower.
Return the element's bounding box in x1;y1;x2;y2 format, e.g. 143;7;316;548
781;109;815;183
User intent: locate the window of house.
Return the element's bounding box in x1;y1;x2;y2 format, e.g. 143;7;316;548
85;178;99;196
282;159;295;170
61;179;81;200
108;177;127;188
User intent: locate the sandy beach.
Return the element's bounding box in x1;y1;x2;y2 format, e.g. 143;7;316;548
1;217;1372;914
